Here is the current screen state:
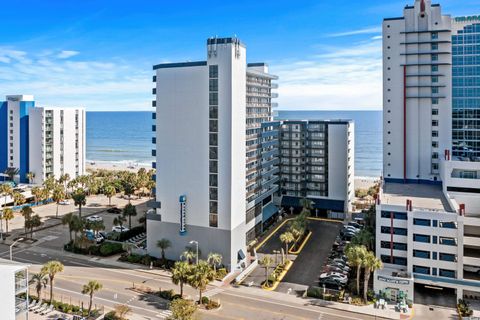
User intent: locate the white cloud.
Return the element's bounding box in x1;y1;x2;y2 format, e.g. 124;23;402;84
0;47;151;111
57;50;80;59
327;26;382;38
272;39;382;110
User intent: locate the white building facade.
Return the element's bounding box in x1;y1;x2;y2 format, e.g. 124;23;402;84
376;0;480;303
147;38;278;270
0;259;29;320
383;0;452;184
0;95;85;185
277;120;355;214
29;107;86;185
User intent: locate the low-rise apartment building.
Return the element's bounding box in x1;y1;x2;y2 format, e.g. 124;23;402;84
0;258;29;320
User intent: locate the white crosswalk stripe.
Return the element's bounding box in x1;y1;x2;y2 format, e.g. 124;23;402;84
202;287;225;298
156;310;173;319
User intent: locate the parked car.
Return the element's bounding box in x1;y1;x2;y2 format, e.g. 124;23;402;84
342;225;360;233
319;272;347;281
85;230;104;244
323;266;349;275
327;262;350;272
59;200;70;205
464;265;480;275
107;207;122;214
319;277;347;288
86;215;103;222
347;221;363;229
330;258;349;266
112;226;129;233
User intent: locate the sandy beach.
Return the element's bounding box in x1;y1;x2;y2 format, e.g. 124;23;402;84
86;160;152;172
87;160;379;191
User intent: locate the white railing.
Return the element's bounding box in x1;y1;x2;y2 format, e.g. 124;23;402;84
235;259;258;284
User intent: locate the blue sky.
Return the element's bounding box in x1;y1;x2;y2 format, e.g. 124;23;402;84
0;0;478;111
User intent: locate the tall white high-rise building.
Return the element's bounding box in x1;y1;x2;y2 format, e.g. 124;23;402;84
374;0;480;304
147;38;278;270
0;95;86;184
383;0;452;184
29;107;86;185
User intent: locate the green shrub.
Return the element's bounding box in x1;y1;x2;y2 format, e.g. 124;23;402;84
201;296;210;304
158;289;176;301
306;287;323;299
205;299;220;310
216;268;227;280
99;242;124;256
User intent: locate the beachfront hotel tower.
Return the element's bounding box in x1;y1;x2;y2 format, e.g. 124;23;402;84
0;95;85;185
383;0;452;184
148;38;279;270
374;0;480;304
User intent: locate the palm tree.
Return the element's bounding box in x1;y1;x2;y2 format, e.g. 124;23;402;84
41;260;64;303
363;252;383;303
61;173;70;193
0;183;13;209
122;203;137;229
43;176;56;193
52;186;65;218
27;214;42;238
81;280;103;316
299;197;313;217
114;304;132;319
259;255;274;288
157;238;171;263
31;186;42;205
207;252;222;272
30;271;48;300
188;260;215;303
352;229;375;251
103;185;116;206
72;188;87;217
3;208;14;235
123;182;135;204
21;206;33;236
26;172;35;185
12;191;26;207
280;231;295;259
171;261;192;297
345;245;367;296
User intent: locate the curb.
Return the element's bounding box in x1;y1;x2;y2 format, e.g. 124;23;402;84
262;260;293;291
288;231;312;255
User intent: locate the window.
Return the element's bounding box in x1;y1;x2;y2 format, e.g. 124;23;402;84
432;65;439;72
209;174;218;187
413;250;430;259
431;32;438;40
209;79;218;92
439;221;457;229
432;252;437;260
432;141;438;148
432;130;439;137
439;237;457;246
209;106;218;119
439;269;455;278
209;188;218;201
413;234;430;243
209;201;218;214
432;87;439;94
209;65;218;78
209;161;218;173
432;120;439;127
381;255;407;266
432;236;438;244
381;241;407;251
432;98;439;105
209;147;218;160
431;43;439;50
209;133;218;146
209;214;218;228
209;93;218;105
432;109;439;115
439;253;456;262
432;152;439;159
414;218;431;227
381;211;408;220
432;76;439;83
381;227;408;236
413;265;430;275
209;120;218;132
431;54;438;61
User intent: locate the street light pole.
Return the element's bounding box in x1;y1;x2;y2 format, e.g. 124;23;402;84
190;240;199;265
10;238;24;261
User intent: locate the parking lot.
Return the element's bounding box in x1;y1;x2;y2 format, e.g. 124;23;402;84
279;220;342;290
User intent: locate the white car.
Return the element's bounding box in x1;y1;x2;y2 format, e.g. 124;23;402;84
86;215;103;222
59;200;70;205
112;226;129;233
319;272;348;281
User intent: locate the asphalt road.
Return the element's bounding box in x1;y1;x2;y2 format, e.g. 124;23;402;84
0;242;380;320
281;220;342;287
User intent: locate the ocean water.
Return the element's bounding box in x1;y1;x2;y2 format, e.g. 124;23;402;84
86;112;154;166
276;111;382;177
86;110;383;177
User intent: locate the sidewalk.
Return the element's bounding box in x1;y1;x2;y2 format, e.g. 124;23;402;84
230;285;410;320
